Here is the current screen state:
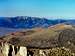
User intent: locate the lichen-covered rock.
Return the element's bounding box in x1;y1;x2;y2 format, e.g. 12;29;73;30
28;47;75;56
48;47;75;56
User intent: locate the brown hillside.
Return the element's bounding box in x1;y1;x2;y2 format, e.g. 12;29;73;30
0;24;75;53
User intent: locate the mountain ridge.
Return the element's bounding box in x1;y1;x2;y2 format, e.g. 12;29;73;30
0;16;67;28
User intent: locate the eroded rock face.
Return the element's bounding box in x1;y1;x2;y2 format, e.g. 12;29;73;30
1;43;9;56
0;43;75;56
16;47;27;56
0;43;27;56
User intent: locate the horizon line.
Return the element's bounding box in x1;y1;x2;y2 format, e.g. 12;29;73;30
0;16;75;20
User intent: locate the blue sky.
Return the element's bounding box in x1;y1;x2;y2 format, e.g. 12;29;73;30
0;0;75;19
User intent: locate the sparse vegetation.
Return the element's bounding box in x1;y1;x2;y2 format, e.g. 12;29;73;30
48;47;75;56
0;24;75;56
28;47;75;56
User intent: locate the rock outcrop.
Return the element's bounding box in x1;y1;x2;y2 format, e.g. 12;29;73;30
0;43;27;56
1;43;75;56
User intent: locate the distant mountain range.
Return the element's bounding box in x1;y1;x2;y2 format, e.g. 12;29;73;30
0;16;69;28
0;16;75;36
